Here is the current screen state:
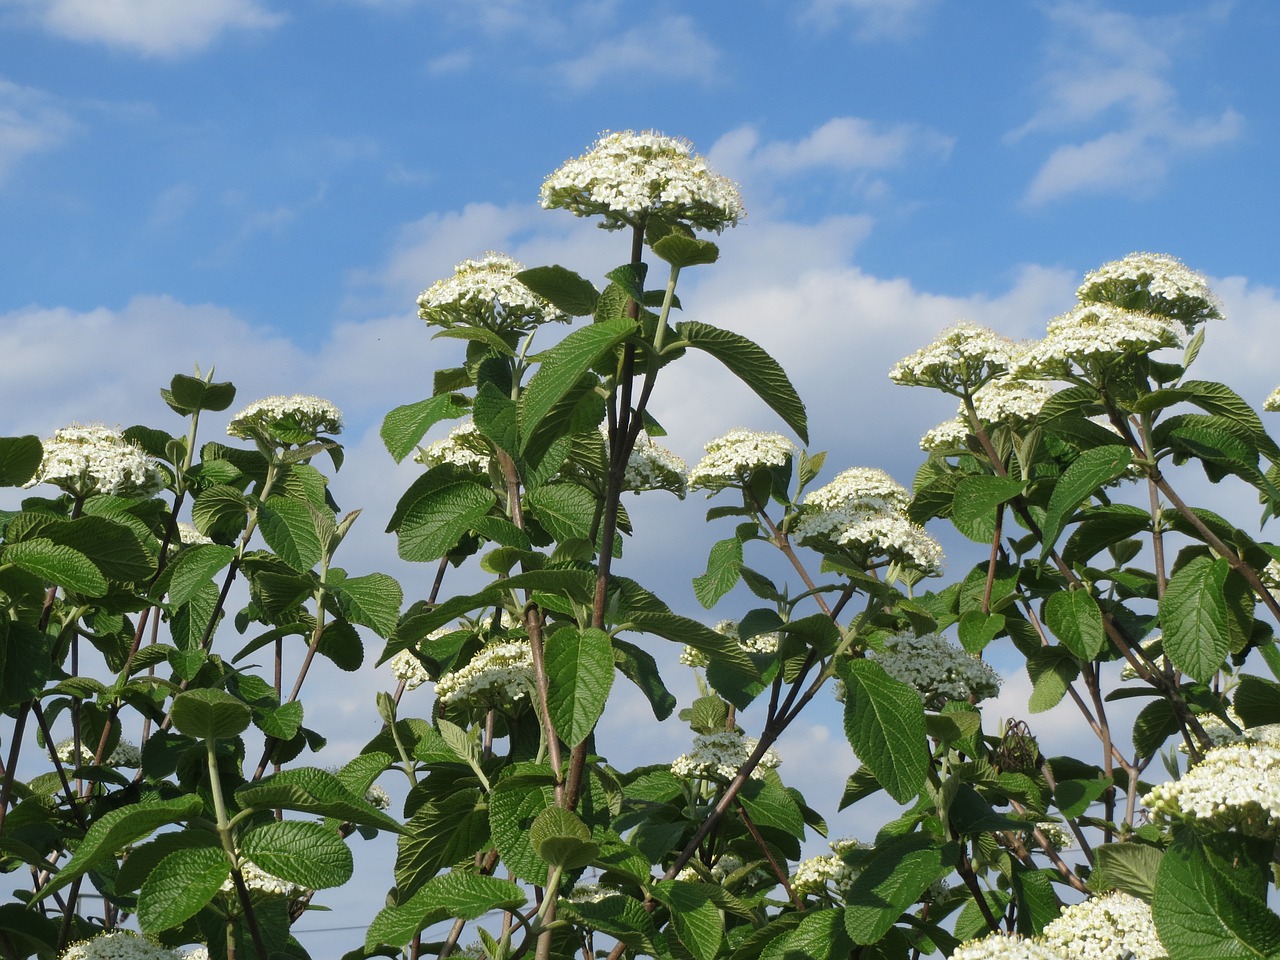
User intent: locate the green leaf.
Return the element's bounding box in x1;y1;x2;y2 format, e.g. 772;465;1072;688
519;318;637;446
191;484;249;541
240;819;353;889
1044;589;1105;660
1010;864;1061;937
952;475;1024;544
138;845;230;933
957;610;1005;654
652;234;720;268
386;466;497;562
1026;646;1079;714
1161;555;1230;683
692;537;743;609
161;374;236;415
1093;843;1162;902
236;767;402;833
0;620;52;711
395;789;490;895
529;807;598;870
774;908;851;960
524;483;597;542
838;659;928;804
1054;777;1113;818
1234;674;1280;727
1039;444;1132;555
843;833;956;944
258;496;323;571
516;265;599;316
676;320;808;444
4;538;107;596
1153;828;1280;959
0;436;42;486
612;638;676;720
738;779;804;838
1180;379;1280;462
170;688;252;740
652;881;724;960
625;611;759;709
164;543;236;608
380;395;469;463
545;626;614;747
36;795;204;901
489;769;557;885
329;572;403;637
1132;699;1180;758
43;514;155;583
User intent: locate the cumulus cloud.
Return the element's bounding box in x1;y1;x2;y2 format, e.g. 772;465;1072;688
0;78;77;185
1013;3;1242;205
4;0;284;57
800;0;940;38
551;14;719;91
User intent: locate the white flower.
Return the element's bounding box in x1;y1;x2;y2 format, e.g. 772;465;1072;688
417;253;567;333
175;522;213;547
1142;740;1280;836
950;933;1068;960
1014;305;1183;379
687;429;796;492
804;467;912;515
223;859;307;898
1028;821;1074;851
680;619;778;668
920;417;971;452
794;507;945;577
622;432;687;497
972;377;1056;422
889;322;1020;392
60;931;180;959
28;424;167;499
540;130;744;232
365;784;391;810
1077;252;1221;331
1265;387;1280;414
671;731;780;782
179;949;209;960
868;631;1001;709
792;837;866;895
56;737;142;768
435;640;534;708
415;420;492;473
227;395;342;443
564;882;617;904
1040;892;1165;960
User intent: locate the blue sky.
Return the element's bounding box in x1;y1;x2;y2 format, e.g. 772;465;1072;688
2;0;1279;941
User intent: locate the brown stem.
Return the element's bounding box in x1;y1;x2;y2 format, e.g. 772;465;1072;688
526;607;564;800
982;506;1003;614
735;798;802;909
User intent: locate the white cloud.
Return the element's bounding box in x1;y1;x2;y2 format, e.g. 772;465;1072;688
6;0;284;57
1014;3;1242;205
800;0;940;38
0;78;77;185
552;14;719;92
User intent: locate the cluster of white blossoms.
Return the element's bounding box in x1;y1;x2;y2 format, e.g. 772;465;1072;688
416;420;492;474
222;859;307;898
1013;304;1184;379
687;429;796;492
175;522;213;547
28;424;167;499
920;417;971;452
1028;821;1074;851
389;625;463;690
950;933;1069;960
680;619;779;668
539;130;744;232
435;640;534;708
621;432;688;497
791;838;866;896
417;253;567;333
227;394;342;443
972;376;1056;422
60;931;183;959
1039;892;1165;960
676;854;760;884
1077;252;1221;330
365;784;391;810
56;737;142;768
670;731;781;782
793;468;944;576
1265;387;1280;413
1143;739;1280;836
868;631;1001;710
889;322;1021;393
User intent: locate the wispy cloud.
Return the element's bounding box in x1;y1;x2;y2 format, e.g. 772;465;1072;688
3;0;284;57
551;14;719;91
1013;2;1242;206
799;0;940;39
0;78;77;186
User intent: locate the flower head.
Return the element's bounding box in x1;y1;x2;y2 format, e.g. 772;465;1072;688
56;737;142;768
175;522;213;547
950;933;1067;960
227;395;342;445
920;417;971;452
1078;252;1221;331
1265;386;1280;413
622;432;687;497
415;420;492;474
889;322;1021;393
1014;305;1183;379
540;130;743;232
687;429;796;492
1143;739;1280;836
868;630;1001;709
792;837;866;896
1040;892;1165;960
680;619;779;668
435;640;534;709
222;859;308;898
27;424;167;499
417;253;567;334
388;626;457;691
671;731;780;782
61;931;180;959
972;376;1056;422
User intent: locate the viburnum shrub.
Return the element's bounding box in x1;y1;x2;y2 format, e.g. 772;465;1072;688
3;130;1280;960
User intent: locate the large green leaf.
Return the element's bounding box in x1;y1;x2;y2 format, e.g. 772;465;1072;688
386;466;497;562
1039;444;1132;555
258;495;324;571
530;807;598;870
676;320;808;444
1044;588;1105;660
1179;379;1280;462
236;767;402;832
161;373;236;415
138;845;230;933
191;484;250;541
738;779;804;838
692;536;743;609
0;436;42;487
1092;843;1162;902
838;659;928;804
518;318;637;446
488;769;557;885
4;539;107;596
1026;646;1080;713
0;620;52;711
524;483;598;542
368;871;525;951
611;638;676;720
951;475;1025;544
652;881;724;960
394;789;490;896
240;819;353;889
545;626;614;747
170;688;252;741
329;571;403;637
1234;674;1280;727
1161;555;1230;683
164;543;236;608
380;394;468;463
843;833;956;944
516;265;600;316
652;234;720;268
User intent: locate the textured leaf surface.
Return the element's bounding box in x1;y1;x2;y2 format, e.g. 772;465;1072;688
693;536;743;609
545;626;614;747
844;833;956;944
171;688;252;741
1040;444;1132;554
1161;555;1230;683
380;394;468;463
240;819;353;889
258;496;323;571
0;435;42;486
1044;589;1105;660
5;539;107;596
138;845;230;932
519;318;636;444
330;572;403;637
838;659;928;803
652;880;724;960
387;467;497;562
165;544;236;608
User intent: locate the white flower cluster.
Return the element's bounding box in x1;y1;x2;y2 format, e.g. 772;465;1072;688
869;631;1001;710
889;322;1021;392
227;394;342;442
1261;558;1280;590
679;619;779;668
973;376;1056;422
180;949;209;960
175;522;213;547
28;424;167;499
60;931;182;960
1028;821;1074;851
950;933;1068;960
388;625;459;691
1014;304;1183;379
540;130;744;232
670;731;781;782
687;429;796;492
55;737;142;768
1078;252;1221;330
1266;387;1280;413
365;784;391;810
435;640;534;708
564;882;617;904
920;417;971;452
1040;892;1165;960
417;253;566;333
793;469;944;576
222;859;307;898
622;432;687;497
676;854;756;884
416;420;492;474
1143;739;1280;836
791;837;866;895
